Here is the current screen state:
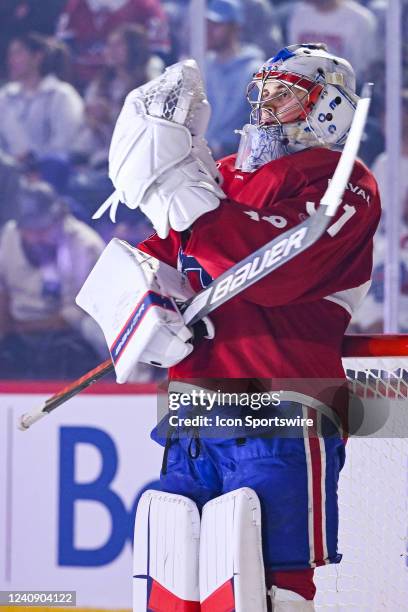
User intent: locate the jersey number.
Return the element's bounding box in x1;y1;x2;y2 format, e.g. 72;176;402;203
243;210;288;228
306;202;356;237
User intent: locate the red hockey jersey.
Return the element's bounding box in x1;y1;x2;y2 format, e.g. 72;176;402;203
139;147;380;379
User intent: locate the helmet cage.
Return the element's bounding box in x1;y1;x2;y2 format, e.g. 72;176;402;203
247;70;324;128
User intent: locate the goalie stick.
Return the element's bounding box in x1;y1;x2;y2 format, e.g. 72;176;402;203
18;85;372;431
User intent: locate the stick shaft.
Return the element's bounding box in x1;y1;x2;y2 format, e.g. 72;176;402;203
18;359;114;430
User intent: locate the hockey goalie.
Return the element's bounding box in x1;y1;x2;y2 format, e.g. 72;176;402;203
77;44;380;610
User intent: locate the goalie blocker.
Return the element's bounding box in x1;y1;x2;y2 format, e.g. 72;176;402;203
75;238;213;383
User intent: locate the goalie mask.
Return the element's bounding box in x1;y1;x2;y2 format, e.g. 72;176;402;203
235;43;360;172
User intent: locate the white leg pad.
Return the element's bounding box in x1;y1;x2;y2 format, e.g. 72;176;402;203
199;487;267;612
270;587;315;611
133;490;200;611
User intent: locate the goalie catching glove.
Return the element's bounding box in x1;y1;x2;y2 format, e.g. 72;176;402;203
76;239;214;383
93;59;225;238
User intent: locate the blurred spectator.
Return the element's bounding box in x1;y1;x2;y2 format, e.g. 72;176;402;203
94;207;153;245
163;0;282;62
72;96;112;169
0;181;107;379
0;33;84;191
367;58;386;120
351;91;408;333
367;0;386;44
68;99;113;215
164;0;282;63
68;24;164;214
0;151;21;227
240;0;283;58
46;37;75;83
350;230;408;334
273;0;297;42
358;116;384;168
161;0;189;62
0;1;65;37
0;0;66;79
287;0;379;83
371;91;408;217
57;0;170;88
205;0;265;159
85;24;163;120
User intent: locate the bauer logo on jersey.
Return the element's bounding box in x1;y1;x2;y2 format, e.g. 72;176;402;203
110;291;176;363
208;226;307;305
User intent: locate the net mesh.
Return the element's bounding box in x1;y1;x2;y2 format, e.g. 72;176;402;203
314;344;408;610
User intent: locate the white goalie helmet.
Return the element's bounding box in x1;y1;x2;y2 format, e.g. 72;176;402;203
235;43;360;172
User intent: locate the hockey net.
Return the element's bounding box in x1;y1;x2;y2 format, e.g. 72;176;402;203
315;334;408;610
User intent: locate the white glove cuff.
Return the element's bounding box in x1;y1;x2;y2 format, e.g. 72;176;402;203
140;157;225;238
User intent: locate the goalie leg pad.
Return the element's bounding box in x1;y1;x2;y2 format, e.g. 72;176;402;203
199;487;267;612
133;490;201;612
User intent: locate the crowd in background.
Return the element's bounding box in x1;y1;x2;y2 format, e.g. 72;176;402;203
0;0;406;380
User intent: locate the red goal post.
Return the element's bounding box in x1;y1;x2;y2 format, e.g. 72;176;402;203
343;333;408;358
